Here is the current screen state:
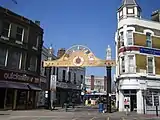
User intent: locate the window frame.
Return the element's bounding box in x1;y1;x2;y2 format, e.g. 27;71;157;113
121;56;125;74
1;21;11;39
127;30;133;45
128;55;135;73
147;56;155;74
15;26;24;44
29;56;37;72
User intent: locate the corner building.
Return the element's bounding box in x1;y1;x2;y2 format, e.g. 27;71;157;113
115;0;160;114
0;6;43;110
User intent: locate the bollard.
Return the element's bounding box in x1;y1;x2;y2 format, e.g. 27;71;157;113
156;105;158;116
126;107;129;116
64;103;68;112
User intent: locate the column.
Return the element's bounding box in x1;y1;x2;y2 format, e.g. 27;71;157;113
116;89;119;109
13;90;17;110
137;90;144;114
119;90;124;111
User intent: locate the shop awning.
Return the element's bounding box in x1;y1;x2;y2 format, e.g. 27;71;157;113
28;84;42;91
0;81;8;88
8;81;29;90
0;81;29;90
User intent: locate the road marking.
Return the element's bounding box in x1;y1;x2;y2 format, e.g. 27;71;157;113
72;118;77;120
90;117;96;120
121;117;125;120
106;116;110;120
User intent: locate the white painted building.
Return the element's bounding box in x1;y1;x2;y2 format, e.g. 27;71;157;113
84;75;107;95
115;0;160;114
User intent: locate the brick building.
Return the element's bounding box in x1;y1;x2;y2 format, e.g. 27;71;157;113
0;6;43;110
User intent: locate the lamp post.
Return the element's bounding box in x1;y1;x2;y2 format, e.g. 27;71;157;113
46;46;53;109
106;45;112;113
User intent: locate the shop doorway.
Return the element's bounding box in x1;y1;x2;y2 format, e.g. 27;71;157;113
130;95;137;111
0;88;5;109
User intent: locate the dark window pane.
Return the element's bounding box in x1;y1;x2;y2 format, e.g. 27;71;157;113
0;48;7;66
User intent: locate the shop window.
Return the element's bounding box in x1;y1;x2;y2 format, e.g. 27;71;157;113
146;32;152;47
1;21;11;38
147;57;154;74
127;30;133;45
16;90;27;109
7;50;21;69
29;56;37;72
0;47;7;66
16;26;24;42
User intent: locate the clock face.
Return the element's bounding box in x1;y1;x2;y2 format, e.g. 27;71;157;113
73;56;84;66
65;45;91;56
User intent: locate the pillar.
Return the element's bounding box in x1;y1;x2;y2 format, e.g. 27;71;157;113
119;90;124;111
13;90;17;110
4;88;8;109
116;89;119;109
137;90;144;114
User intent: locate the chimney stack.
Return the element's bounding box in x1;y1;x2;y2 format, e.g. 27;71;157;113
35;20;40;26
57;48;66;58
151;10;160;22
91;75;94;90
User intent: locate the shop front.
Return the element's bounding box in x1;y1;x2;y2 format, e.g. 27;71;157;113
0;69;42;110
56;81;82;106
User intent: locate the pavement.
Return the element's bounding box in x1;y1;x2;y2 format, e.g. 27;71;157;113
0;105;160;120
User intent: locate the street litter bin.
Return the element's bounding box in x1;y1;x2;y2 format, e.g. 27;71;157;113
99;103;104;113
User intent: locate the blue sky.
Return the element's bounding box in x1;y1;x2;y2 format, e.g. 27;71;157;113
0;0;160;76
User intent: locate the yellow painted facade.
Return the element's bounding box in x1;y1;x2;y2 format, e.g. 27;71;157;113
136;54;160;75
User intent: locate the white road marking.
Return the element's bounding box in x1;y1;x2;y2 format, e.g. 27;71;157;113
90;117;96;120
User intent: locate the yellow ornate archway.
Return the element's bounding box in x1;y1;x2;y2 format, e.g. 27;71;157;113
43;45;115;67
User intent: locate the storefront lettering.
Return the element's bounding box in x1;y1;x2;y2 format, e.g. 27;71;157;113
4;72;32;82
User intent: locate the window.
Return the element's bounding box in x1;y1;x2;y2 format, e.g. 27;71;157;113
119;10;123;19
29;56;37;72
127;8;134;14
33;35;40;49
1;21;11;38
16;26;24;42
127;30;133;45
146;32;152;47
128;55;134;73
121;56;125;73
120;32;124;47
62;70;66;82
74;73;76;84
81;75;83;84
0;48;7;66
7;50;21;69
147;57;154;74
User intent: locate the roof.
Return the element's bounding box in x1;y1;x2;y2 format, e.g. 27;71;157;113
118;0;141;11
122;0;137;5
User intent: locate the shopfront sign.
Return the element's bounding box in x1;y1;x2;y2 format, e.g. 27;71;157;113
56;81;81;90
0;69;39;83
140;47;160;56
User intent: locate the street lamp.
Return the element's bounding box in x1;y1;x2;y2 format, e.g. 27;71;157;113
106;45;112;113
46;46;53;110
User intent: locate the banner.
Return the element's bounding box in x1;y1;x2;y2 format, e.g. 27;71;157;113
50;75;56;91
